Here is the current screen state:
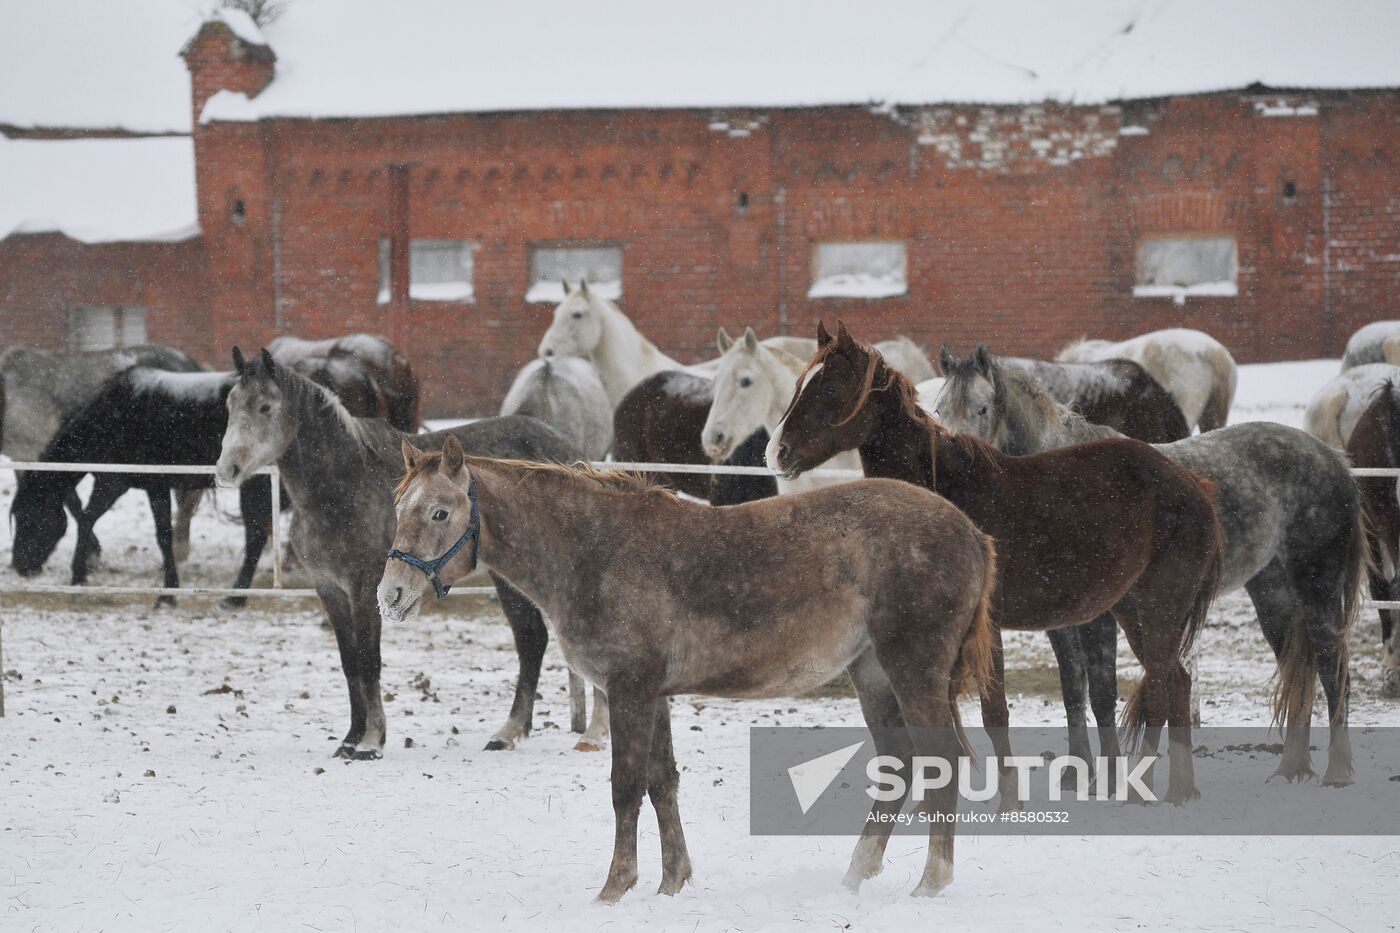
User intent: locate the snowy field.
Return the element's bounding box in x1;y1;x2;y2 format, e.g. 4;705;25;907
2;359;1398;932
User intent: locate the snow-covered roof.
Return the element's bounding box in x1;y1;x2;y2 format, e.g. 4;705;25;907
0;137;198;244
1;0;197;135
201;0;1400;123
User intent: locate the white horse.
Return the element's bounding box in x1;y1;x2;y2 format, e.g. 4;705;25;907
537;281;691;407
1057;328;1237;432
1342;321;1400;371
1305;363;1400;449
500;355;612;461
701;328;863;494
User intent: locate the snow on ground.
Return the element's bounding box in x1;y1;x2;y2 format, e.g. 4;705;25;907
3;360;1397;932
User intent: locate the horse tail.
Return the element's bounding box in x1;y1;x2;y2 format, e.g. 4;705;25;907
950;534;999;756
1273;481;1367;731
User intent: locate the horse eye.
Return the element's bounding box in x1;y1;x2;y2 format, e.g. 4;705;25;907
571;311;584;320
432;509;448;522
738;377;753;388
259;403;272;415
979;407;987;416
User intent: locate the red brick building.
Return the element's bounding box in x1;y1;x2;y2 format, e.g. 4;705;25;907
5;2;1399;415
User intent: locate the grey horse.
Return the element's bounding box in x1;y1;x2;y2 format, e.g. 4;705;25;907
500;354;612;460
940;346;1366;786
214;347;601;759
0;344;206;561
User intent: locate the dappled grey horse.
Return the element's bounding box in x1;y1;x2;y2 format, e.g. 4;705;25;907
940;346;1365;785
0;344;207;561
215;348;600;759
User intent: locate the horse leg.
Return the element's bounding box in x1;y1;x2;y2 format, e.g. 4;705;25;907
222;478;271;610
1305;607;1354;787
1374;537;1400;699
569;671;587;733
1109;597;1170;803
145;487;180;609
65;488;100;565
346;591;387;759
647;697;692;895
1045;625;1092;786
596;678;661;903
1246;565;1316;782
843;650;914;891
172;488;203;565
579;687;611;752
318;585;367;758
1082;613;1122;796
69;475;126;586
486;573;546;751
872;643;963;897
977;627;1019;811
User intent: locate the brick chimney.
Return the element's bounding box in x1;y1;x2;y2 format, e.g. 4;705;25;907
180;15;276;126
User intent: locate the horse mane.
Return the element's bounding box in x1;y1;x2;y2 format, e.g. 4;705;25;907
264;360;375;448
396;451;674;503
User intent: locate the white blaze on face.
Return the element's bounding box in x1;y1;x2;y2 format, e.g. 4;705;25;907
765;363;820;471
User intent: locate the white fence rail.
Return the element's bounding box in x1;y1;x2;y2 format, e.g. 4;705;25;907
3;457;1400;717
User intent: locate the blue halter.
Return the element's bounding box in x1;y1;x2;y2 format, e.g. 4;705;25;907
386;478;479;598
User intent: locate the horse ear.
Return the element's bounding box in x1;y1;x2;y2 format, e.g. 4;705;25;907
938;345;955;374
560;279;570;295
717;327;734;354
835;320;854;346
973;343;992;375
578;280;590;297
816;321;833;346
259;347;276;375
441;434;465;476
742;327;759;352
231;346;246;374
401;438;421;470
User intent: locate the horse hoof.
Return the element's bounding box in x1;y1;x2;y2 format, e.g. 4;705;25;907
1268;764;1317;784
1322;770;1354;788
575;739;606;753
1165;786;1201;806
349;747;383;761
657;869;692;897
219;596;248;610
483;737;516;751
153;596;177;610
333;744;355;759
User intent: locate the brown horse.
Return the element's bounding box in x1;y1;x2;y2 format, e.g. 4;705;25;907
770;322;1224;805
269;334;421;431
381;437;998;901
1346;380;1400;698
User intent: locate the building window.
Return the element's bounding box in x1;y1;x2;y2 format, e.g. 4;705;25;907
1133;235;1238;304
378;239;477;303
808;242;908;299
69;307;146;352
526;245;623;303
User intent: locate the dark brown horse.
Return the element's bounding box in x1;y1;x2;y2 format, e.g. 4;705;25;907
770;322;1224;805
269;334;421;431
989;355;1190;444
1346;380;1400;698
611;370;778;504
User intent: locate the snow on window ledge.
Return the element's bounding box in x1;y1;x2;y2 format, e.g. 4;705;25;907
1133;281;1238;307
526;280;622;304
377;283;475;304
808;273;907;300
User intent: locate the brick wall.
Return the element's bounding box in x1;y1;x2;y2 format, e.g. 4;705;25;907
0;233;210;359
176;90;1400;414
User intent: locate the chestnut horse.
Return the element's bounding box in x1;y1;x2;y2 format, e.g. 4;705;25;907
769;323;1224;805
381;438;998;901
1346;380;1400;698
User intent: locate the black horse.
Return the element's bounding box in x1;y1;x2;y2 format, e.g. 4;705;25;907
11;368;274;607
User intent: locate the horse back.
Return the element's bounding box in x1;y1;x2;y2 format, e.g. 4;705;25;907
612;371;714;499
